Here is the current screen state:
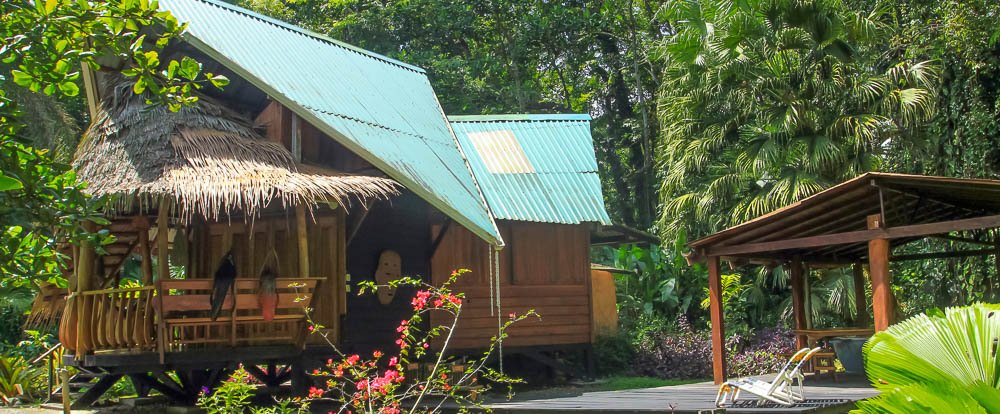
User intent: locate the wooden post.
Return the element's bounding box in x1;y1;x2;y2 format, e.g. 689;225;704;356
867;214;893;331
852;263;869;327
707;256;727;384
789;257;807;349
76;221;96;355
60;368;70;414
291;113;302;162
157;199;170;283
134;217;153;285
296;204;310;278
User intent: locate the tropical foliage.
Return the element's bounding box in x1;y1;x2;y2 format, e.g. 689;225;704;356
656;0;936;236
854;303;1000;413
598;240;706;325
0;355;37;405
0;0;226;293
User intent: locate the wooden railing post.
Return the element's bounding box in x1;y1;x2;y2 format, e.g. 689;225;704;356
76;221;96;355
157;199;171;283
296;204;310;278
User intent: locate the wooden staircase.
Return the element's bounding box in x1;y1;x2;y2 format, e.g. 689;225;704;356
61;218;151;287
41;369;129;410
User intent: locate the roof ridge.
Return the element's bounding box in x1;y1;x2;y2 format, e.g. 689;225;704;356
448;114;592;122
184;0;426;74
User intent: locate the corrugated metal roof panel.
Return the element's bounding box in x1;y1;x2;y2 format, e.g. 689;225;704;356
160;0;502;245
449;115;612;225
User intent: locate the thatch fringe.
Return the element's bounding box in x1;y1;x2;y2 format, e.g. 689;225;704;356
24;283;67;331
74;79;400;222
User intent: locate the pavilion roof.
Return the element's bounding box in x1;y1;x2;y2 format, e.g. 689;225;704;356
689;173;1000;263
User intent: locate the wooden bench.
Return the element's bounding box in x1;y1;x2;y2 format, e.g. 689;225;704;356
154;278;320;363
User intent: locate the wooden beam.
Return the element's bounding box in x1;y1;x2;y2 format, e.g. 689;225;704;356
157;199;170;283
853;263;869;328
346;207;372;247
134;217;153;285
868;214;893;331
789;257;807;349
707;213;1000;256
296;204;310;278
291;112;302;162
707;257;726;384
428;219;452;259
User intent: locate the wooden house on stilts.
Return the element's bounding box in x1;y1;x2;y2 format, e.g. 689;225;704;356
57;0;614;407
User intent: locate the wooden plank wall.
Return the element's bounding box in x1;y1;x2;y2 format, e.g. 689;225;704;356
431;220;592;350
342;192;432;352
189;208;346;342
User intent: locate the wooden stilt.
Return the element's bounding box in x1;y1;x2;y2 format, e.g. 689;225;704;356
789;257;807;349
852;263;869;327
71;374;122;409
867;214;893;331
708;256;726;384
157;199;171;283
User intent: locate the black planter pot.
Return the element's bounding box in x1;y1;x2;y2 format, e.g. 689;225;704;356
829;337;868;375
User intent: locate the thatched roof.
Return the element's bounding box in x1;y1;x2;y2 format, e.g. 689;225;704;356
74;80;400;221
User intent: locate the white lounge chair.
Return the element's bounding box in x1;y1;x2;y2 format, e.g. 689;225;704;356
715;346;822;407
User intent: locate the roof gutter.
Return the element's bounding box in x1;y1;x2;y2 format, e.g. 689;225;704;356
178;32;504;247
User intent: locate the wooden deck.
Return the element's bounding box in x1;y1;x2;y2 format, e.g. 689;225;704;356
486;376;878;414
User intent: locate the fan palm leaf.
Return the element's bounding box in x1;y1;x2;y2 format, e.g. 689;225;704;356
853;303;1000;413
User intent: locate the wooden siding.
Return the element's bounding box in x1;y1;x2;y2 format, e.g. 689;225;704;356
431;221;592;350
191;208;346;342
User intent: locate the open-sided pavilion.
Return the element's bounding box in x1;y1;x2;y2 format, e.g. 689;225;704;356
688;172;1000;384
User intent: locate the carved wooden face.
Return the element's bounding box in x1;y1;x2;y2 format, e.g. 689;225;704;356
374;250;401;305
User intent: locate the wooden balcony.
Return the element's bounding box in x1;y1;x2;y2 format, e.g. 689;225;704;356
60;278;320;368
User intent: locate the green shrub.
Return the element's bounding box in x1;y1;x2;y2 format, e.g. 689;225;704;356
0;355;39;405
593;333;635;376
197;367;255;414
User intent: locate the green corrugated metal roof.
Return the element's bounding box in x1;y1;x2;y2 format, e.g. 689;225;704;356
160;0;502;246
449;114;612;225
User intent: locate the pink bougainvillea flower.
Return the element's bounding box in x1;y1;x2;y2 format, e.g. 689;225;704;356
308;386;324;398
411;290;432;310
